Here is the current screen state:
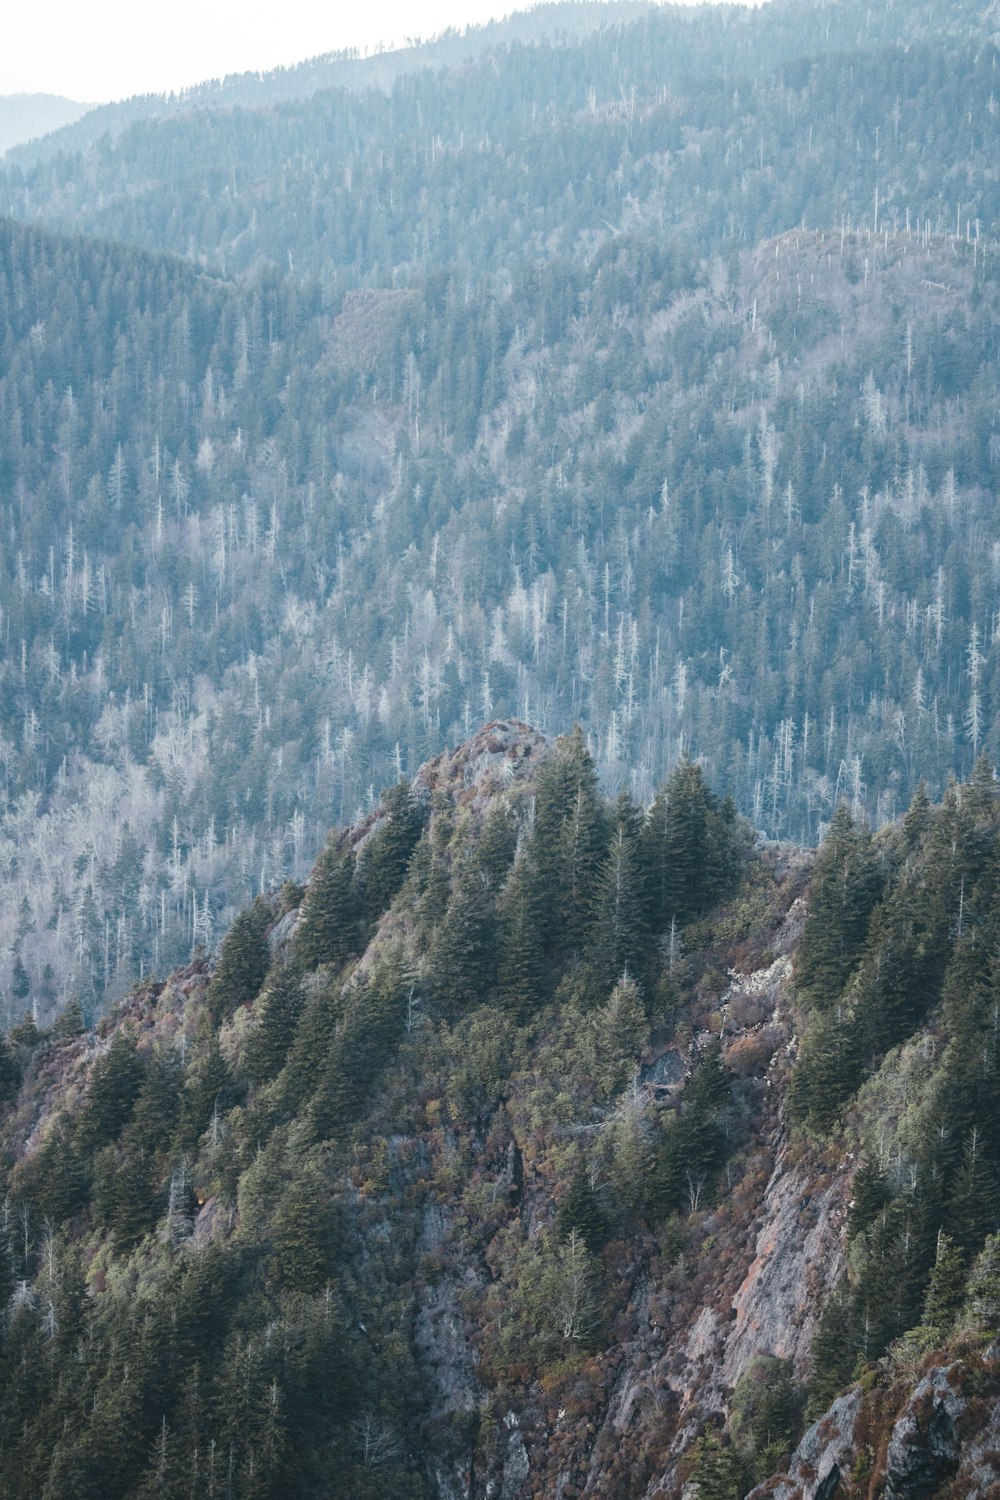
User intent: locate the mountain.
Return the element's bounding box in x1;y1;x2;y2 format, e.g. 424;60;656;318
0;95;94;157
0;723;997;1497
2;3;660;170
1;0;1000;1013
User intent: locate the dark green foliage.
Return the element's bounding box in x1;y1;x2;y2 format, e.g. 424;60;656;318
587;814;649;996
556;1166;610;1252
294;838;359;972
785;1009;863;1133
50;997;85;1040
243;961;306;1085
0;1036;20;1106
730;1356;801;1480
207;898;271;1023
270;1155;335;1292
496;855;547;1016
23;1122;87;1224
429;845;499;1019
848;1158;889;1239
921;1232;966;1331
806;1285;858;1419
530;727;608;961
689;1434;745;1500
795;805;883;1012
357;781;424;932
308;958;409;1139
640;760;742;932
76;1029;145;1148
176;1034;238;1149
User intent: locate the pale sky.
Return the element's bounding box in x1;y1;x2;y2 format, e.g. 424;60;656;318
3;0;724;103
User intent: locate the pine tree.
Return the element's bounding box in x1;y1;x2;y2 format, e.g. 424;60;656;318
207;898;270;1022
430;858;498;1018
639;759;740;932
530;726;608;959
795;804;882;1012
496;854;547;1017
77;1030;145;1148
294;837;359;971
243;961;305;1085
921;1231;966;1331
0;1035;21;1105
270;1156;333;1293
51;998;85;1041
848;1158;889;1239
594;975;649;1097
587;816;649;997
357;780;424;932
556;1165;610;1252
964;1232;1000;1330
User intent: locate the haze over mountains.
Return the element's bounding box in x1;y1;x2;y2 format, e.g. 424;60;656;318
0;95;94;157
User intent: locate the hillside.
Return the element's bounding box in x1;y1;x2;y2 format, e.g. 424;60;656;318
0;96;93;158
0;724;998;1497
0;0;1000;1009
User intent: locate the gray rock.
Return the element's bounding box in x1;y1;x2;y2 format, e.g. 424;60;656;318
884;1365;964;1500
745;1387;862;1500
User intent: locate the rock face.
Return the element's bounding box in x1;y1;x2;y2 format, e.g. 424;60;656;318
746;1388;862;1500
884;1365;963;1500
722;1153;848;1386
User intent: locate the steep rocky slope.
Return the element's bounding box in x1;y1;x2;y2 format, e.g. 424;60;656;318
1;725;998;1498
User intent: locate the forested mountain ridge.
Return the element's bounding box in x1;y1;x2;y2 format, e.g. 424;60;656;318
1;724;999;1497
2;0;1000;1019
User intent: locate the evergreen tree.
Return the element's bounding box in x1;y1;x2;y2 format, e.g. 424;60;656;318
921;1231;966;1331
243;961;306;1086
848;1157;889;1239
530;726;608;960
294;837;359;972
587;815;649;997
50;998;85;1041
77;1030;145;1148
556;1165;610;1252
496;854;547;1016
964;1232;1000;1330
207;898;270;1023
270;1155;334;1293
357;780;424;932
430;858;498;1019
795;805;882;1012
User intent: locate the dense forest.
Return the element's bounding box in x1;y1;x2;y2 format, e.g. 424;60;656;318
0;726;999;1496
1;0;1000;1011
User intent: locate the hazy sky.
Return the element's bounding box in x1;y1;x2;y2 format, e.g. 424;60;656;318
4;0;723;102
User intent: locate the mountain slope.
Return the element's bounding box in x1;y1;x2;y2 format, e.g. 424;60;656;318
0;96;94;157
1;726;998;1497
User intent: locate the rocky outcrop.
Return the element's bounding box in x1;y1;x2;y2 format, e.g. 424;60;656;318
722;1153;848;1385
883;1364;963;1500
746;1388;862;1500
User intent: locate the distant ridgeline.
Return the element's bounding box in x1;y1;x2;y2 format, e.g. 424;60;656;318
1;730;999;1496
0;0;999;1018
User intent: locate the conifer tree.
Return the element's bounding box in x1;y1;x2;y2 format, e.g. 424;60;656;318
77;1030;145;1148
795;804;882;1012
497;854;547;1016
357;780;424;932
243;961;306;1086
294;837;359;972
587;814;649;997
556;1165;610;1252
430;859;498;1019
964;1232;1000;1330
921;1231;966;1331
530;726;608;959
207;898;270;1023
